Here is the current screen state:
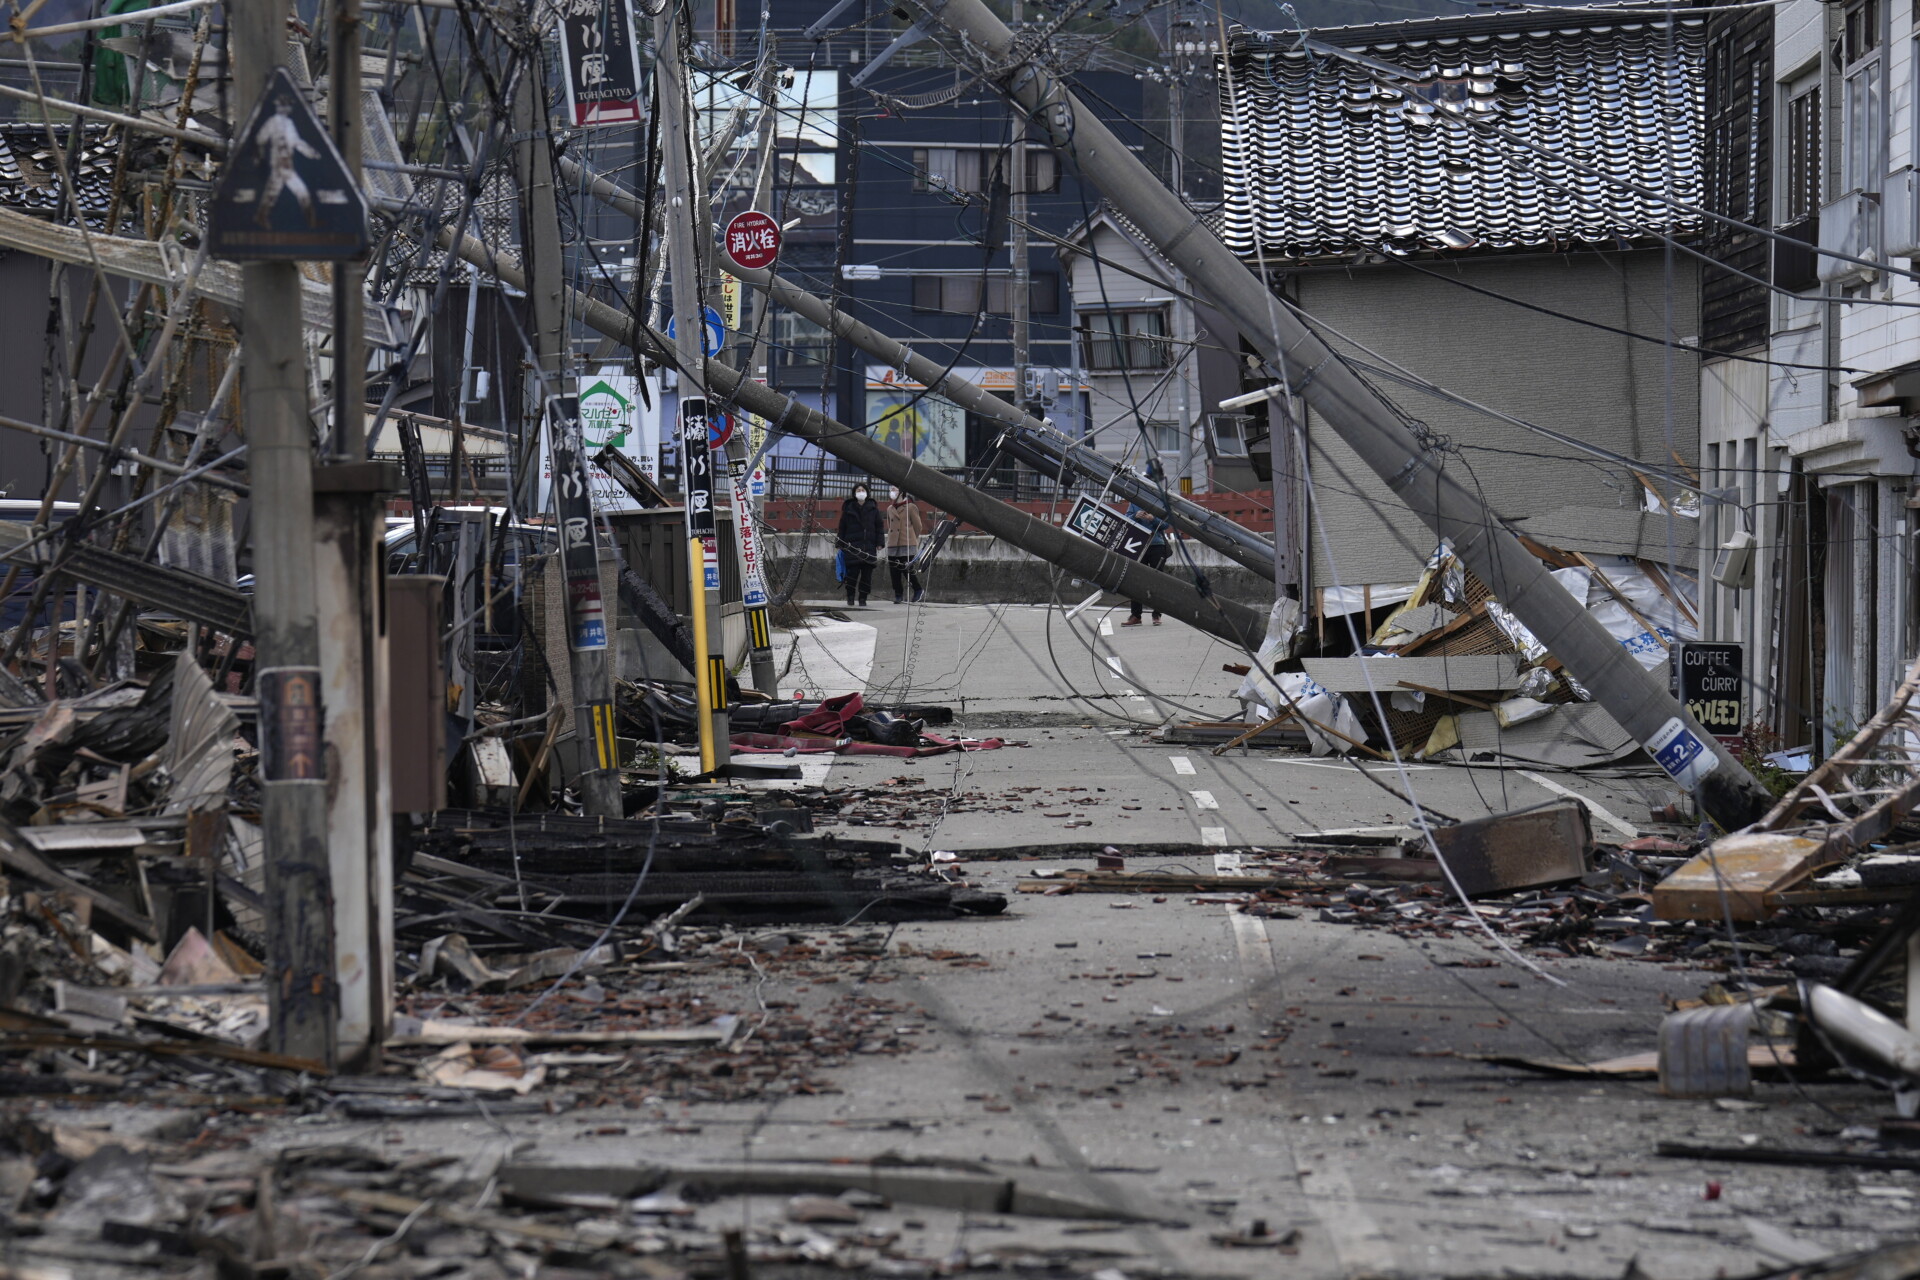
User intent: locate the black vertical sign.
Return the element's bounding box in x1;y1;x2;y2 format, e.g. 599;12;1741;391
556;0;647;128
546;397;608;652
680;396;716;537
1673;642;1744;745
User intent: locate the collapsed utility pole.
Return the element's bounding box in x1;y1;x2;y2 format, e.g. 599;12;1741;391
910;0;1773;828
234;0;336;1067
512;51;622;816
554;157;1277;578
654;3;730;771
418;211;1268;647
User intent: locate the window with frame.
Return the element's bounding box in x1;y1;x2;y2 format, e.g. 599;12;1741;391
911;146;1060;194
911;272;1059;315
1784;85;1821;221
1082;309;1170;370
1148;422;1184;453
1843;0;1883;194
769;308;832;376
1209;414;1252;458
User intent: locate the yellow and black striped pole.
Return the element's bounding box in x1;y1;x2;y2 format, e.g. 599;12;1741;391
688;535;719;774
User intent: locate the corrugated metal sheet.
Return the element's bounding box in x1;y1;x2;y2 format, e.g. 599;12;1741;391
1217;16;1707;262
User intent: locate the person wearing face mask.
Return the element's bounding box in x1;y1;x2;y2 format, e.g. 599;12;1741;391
883;487;925;604
836;481;883;607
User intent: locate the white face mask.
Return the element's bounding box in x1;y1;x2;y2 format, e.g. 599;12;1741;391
854;490;868;501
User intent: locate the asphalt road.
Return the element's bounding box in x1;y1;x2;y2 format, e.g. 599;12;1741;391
77;601;1914;1279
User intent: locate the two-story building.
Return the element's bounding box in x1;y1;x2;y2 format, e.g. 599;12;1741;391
1700;0;1920;752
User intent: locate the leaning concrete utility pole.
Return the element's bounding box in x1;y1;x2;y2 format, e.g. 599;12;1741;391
315;0;394;1067
655;1;730;770
710;51;778;697
554;156;1278;577
234;0;337;1066
512;49;622;816
1007;0;1031;421
910;0;1772;828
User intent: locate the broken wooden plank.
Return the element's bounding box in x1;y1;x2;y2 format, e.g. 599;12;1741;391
1472;1044;1797;1079
1652;833;1834;922
1394;680;1495;712
386;1016;732;1048
0;1030;325;1074
0;816;158;942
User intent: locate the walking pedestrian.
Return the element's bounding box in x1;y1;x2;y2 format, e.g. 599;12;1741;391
884;487;925;604
1120;504;1172;626
836;482;883;607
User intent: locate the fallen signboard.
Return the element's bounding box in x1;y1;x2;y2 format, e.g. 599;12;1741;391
1064;495;1151;560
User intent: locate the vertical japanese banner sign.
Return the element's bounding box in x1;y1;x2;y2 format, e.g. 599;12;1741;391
546;397;607;653
258;667;325;782
729;458;769;610
680;397;716;537
556;0;646;128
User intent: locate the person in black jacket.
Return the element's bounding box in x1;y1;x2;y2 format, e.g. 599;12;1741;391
836;483;883;606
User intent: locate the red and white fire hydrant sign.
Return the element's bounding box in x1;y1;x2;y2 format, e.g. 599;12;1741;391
723;210;781;271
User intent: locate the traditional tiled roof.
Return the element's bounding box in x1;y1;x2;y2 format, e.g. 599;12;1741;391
0;124;118;222
1216;13;1706;262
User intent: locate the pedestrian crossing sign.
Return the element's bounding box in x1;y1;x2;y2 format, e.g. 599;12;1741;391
209;67;369;261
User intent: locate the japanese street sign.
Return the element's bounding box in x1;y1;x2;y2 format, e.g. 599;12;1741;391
702;536;721;591
720;273;742;329
1649;716;1716;790
1064;496;1152;560
723;210;782;270
536;373;661;515
708;410;736;450
729;461;769;608
666;306;726;357
258;667;325;782
209;67;369;261
680;397;716;537
556;0;646;127
1672;641;1744;746
545;396;608;652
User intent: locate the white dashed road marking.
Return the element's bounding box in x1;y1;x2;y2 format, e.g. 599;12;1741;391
1190;790;1219;810
1169;756;1195;775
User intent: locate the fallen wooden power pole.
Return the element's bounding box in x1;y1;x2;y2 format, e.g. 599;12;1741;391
906;0;1773;830
416;217;1270;652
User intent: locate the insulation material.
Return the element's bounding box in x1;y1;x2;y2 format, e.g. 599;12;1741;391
1580;556;1698;670
1244;671;1368;757
1233;598;1305;708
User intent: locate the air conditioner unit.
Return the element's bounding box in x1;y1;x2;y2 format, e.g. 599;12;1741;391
1818;189;1882;285
1887;167;1920;259
1712;530;1757;590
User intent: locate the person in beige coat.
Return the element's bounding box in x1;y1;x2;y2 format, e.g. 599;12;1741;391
883;488;925;604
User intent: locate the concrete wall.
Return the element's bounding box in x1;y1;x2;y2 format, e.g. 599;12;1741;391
765;532;1275;607
1291;249;1702;589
